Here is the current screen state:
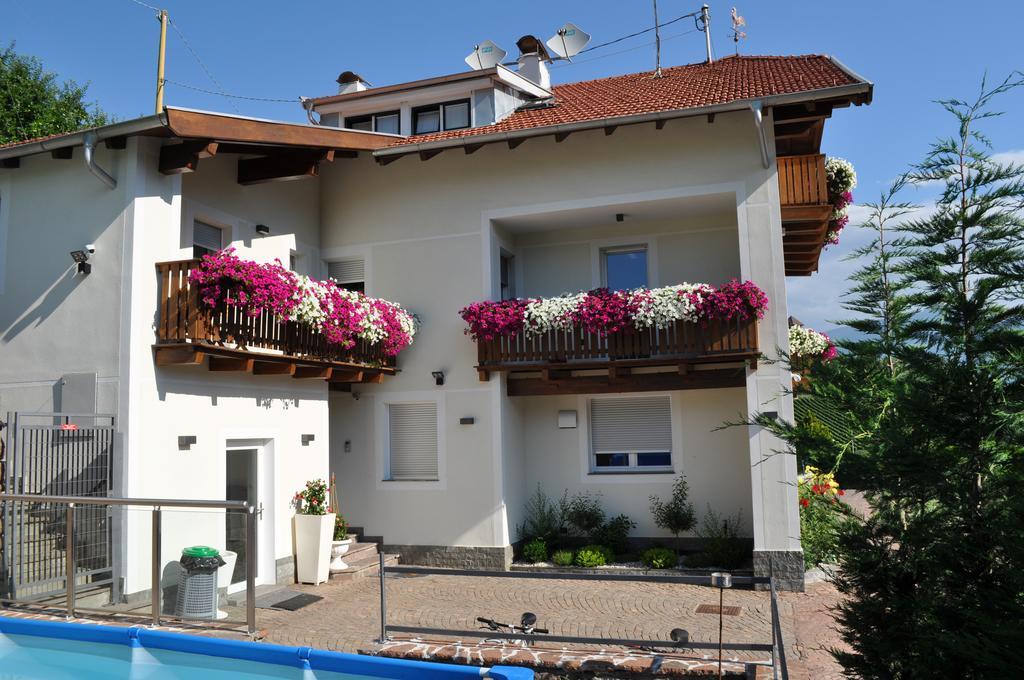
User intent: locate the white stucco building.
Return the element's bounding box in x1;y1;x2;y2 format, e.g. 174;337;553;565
0;51;871;594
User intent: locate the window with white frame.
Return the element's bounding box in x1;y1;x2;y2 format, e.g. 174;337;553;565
192;220;225;258
601;244;648;291
327;258;365;293
589;396;673;472
413;99;471;134
386;402;439;481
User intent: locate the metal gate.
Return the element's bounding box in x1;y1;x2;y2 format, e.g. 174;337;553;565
1;412;115;600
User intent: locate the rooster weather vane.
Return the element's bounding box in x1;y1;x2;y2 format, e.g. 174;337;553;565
731;7;747;55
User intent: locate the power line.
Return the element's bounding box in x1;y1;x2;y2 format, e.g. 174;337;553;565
551;28;701;69
163;79;297;104
166;18;240;113
576;9;701;55
126;0;161;13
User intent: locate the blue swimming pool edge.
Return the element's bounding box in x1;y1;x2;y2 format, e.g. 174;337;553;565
0;615;533;680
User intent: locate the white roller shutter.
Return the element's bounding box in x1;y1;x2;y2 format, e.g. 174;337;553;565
328;258;364;284
590;396;672;453
387;402;439;481
193;220;224;250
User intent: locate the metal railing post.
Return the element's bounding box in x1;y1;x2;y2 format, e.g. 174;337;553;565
65;503;75;619
245;507;257;637
378;552;388;642
769;576;789;680
151;508;162;627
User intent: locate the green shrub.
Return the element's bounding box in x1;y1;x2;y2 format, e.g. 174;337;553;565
564;492;606;537
574;544;608;568
521;537;548;563
594;514;636;556
516;485;567;545
690;506;748;569
641;547;678;569
649;475;696;539
552;549;575;567
800;494;851;568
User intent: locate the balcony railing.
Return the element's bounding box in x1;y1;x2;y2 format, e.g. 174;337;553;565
155;259;394;376
477;317;759;372
777;154;833;277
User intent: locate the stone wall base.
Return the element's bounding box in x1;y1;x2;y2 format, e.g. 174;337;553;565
276;555;295;584
753;550;805;592
384;544;513;570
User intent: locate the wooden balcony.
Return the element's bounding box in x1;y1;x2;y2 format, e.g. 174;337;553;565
778;154;833;276
154;259;395;385
476;317;759;396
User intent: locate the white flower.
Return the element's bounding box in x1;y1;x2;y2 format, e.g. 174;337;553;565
789;324;832;358
631;283;712;329
524;293;585;335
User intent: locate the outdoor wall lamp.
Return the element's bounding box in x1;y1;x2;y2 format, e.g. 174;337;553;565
431;370;445;386
178;435;196;451
70;245;94;274
255;224;271;235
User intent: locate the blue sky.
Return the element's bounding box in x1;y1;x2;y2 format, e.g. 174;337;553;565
3;1;1022;330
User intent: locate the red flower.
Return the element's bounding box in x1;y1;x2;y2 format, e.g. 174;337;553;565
800;498;810;508
838;489;845;496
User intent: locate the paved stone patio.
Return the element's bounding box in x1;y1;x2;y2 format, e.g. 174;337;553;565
253;572;791;676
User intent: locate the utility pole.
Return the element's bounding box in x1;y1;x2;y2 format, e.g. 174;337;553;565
652;0;662;77
155;9;168;114
701;4;713;64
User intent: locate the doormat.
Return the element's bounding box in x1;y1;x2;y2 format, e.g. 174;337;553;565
254;591;323;611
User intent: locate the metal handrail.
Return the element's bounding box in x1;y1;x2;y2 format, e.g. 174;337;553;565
0;493;249;510
0;494;257;636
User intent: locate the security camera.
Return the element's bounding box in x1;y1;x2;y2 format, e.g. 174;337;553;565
85;244;96;254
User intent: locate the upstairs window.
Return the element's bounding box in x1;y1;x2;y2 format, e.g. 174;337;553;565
327;258;365;293
602;245;648;291
192;220;225;258
413;99;471;135
345;111;400;135
590;396;673;473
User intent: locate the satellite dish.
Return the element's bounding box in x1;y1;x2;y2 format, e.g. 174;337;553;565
546;22;591;60
465;40;507;70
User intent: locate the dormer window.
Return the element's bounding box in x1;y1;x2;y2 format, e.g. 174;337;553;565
345;111;400;135
413;99;471;135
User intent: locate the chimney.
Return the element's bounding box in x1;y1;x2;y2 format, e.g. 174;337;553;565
515;35;551;91
336;71;370;95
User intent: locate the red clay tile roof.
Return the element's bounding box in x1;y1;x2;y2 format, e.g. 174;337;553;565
388;55;866;147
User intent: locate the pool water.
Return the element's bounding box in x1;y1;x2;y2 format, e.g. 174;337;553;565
0;633;365;680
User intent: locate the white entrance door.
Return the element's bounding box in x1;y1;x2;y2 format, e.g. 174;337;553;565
225;443;275;591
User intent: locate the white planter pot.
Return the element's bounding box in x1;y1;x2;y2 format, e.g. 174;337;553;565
294;513;334;585
329;538;354;573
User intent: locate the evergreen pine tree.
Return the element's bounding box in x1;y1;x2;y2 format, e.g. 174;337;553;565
832;73;1024;679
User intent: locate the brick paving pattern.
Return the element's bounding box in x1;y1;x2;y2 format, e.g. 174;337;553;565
257;573;792;673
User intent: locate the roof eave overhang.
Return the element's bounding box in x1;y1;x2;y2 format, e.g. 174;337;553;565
0;113;168;161
372;81;873;158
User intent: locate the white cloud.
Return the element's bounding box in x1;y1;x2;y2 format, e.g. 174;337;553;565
992;149;1024;165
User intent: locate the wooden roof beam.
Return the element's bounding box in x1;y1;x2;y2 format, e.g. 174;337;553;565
237;150;332;185
159;140;219;175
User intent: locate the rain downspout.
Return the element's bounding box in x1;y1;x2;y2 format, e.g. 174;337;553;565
83;132;117;189
749;100;770;169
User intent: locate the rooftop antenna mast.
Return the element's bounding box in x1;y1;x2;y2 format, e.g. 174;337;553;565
699;4;713;64
154;8;168;113
730;7;747;55
652;0;663;77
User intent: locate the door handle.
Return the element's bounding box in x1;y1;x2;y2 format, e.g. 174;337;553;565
256;502;264;520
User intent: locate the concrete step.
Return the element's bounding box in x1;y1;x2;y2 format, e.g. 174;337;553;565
330;553;398;581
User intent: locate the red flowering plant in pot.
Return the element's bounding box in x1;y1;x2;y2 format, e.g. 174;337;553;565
797;466;853;568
